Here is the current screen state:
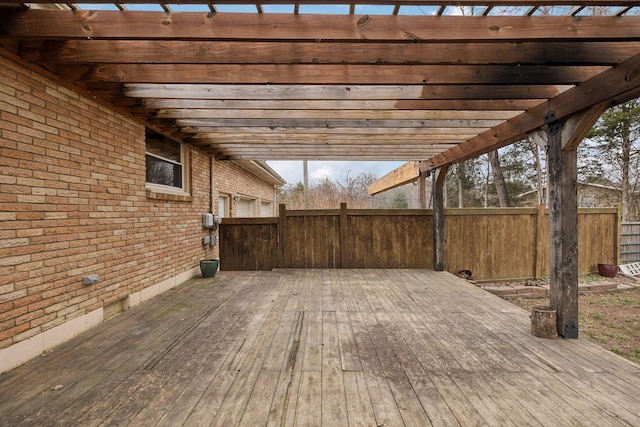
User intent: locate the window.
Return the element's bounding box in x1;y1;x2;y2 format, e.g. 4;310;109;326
261;201;273;217
145;130;189;195
219;194;230;218
236;196;256;218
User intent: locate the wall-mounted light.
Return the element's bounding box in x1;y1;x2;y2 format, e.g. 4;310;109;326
233;195;241;203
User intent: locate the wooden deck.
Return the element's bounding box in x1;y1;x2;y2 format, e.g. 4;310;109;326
2;269;640;426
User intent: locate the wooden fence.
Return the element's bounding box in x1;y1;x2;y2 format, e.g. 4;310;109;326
219;204;620;281
621;222;640;264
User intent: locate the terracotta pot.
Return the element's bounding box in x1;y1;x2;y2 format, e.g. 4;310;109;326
597;263;618;277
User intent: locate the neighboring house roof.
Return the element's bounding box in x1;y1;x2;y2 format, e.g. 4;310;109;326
234;161;286;187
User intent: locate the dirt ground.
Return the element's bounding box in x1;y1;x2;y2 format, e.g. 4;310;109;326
488;275;640;364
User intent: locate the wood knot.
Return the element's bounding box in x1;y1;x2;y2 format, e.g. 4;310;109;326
357;15;371;27
625;68;640;82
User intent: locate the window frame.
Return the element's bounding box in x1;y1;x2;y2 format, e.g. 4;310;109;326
145;134;191;197
218;193;231;218
260;200;274;217
235;195;257;218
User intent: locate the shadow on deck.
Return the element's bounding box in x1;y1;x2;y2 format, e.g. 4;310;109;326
1;269;640;426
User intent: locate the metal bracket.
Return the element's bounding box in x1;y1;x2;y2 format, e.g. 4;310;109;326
544;110;561;136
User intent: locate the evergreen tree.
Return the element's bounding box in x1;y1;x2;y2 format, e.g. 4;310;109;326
584;100;640;220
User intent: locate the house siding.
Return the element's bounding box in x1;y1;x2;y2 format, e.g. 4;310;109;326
0;55;276;372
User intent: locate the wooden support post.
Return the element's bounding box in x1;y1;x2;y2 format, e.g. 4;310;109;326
547;111;579;339
419;172;427;209
532;204;545;280
531;103;607;339
432;165;448;271
339;202;348;268
278;203;286;268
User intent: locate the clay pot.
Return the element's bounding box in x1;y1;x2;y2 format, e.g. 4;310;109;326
597;263;618;277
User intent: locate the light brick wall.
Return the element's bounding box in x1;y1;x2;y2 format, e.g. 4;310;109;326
0;55;223;352
214;160;277;218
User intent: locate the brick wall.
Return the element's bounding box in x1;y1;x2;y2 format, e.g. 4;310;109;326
214;160;277;217
0;55;223;358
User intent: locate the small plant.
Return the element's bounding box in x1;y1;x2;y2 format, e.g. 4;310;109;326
611;348;624;356
580;273;601;283
592;312;603;320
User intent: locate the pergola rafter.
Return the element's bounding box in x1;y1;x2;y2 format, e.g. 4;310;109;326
2;7;638;162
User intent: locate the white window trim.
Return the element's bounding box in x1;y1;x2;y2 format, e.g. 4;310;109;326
145;142;190;196
218;193;230;218
260;200;274;217
235;195;257;218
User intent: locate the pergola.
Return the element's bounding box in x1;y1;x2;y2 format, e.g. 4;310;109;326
1;1;639;337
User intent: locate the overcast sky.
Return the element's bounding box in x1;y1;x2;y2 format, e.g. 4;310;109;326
266;160;406;186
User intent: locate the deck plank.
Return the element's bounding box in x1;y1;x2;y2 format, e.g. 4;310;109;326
295;370;322;426
1;269;640;427
321;311;349;426
349;310;405;427
343;371;377;427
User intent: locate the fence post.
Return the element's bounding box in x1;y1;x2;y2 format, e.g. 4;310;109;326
278;203;286;268
433;166;449;271
340;202;348;268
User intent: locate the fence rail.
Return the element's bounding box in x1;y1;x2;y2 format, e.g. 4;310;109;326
219;204;619;281
621;222;640;264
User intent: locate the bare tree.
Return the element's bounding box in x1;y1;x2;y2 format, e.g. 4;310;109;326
488;151;510;207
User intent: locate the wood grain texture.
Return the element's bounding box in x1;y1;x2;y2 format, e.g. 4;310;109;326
369;161;420;195
220;206;617;280
5;11;640;41
63;63;606;85
3;9;639;164
25;40;640;65
2;269;640;426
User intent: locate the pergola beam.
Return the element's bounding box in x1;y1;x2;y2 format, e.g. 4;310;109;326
181;127;484;135
136;99;544;111
60;63;605;85
2;0;638;3
423;51;640;170
3;12;640;42
158;109;516;120
123;83;567;100
368;161;420;195
23;40;640;65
